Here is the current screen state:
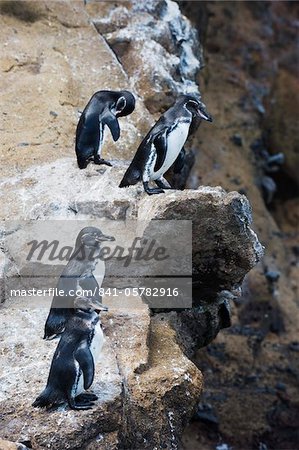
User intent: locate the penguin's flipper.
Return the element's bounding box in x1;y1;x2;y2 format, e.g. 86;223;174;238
173;147;186;173
153;129;168;172
75;344;95;390
75;113;86;156
75;113;95;168
99;108;120;142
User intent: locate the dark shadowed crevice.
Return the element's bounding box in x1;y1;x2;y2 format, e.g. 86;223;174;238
0;1;44;23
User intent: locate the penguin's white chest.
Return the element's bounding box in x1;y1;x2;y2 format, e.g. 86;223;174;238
90;321;104;363
94;259;105;289
79;259;105;292
97;122;105;156
151;121;190;180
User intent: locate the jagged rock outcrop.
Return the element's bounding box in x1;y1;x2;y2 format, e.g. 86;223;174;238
0;0;152;179
88;0;203;114
1;159;262;340
0;1;264;449
0;439;30;450
0;160;262;448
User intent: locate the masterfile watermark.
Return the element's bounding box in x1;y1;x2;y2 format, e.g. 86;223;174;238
9;288;99;298
26;237;170;266
3;219;192;308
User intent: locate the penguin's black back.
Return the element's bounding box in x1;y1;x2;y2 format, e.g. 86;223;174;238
75;93;107;165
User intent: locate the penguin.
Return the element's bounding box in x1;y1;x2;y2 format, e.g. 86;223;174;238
76;90;135;169
119;94;213;195
44;226;114;340
33;296;105;410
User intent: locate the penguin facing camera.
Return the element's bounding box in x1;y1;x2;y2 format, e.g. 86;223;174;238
44;226;114;340
33;296;105;411
76;90;135;169
119;94;213;195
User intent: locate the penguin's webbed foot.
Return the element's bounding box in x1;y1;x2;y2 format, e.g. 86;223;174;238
68;397;95;410
155;178;172;190
70;402;95;410
94;157;112;167
143;182;164;195
76;393;98;402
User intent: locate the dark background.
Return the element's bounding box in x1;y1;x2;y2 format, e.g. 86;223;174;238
179;2;299;449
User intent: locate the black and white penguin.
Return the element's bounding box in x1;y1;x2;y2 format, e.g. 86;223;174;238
44;226;114;340
119;94;213;195
76;90;135;169
33;296;104;410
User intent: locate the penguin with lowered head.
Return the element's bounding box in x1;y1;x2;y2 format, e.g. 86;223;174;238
76;90;135;169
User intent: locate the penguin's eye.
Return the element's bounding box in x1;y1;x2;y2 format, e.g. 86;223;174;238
187;100;198;111
116;97;126;113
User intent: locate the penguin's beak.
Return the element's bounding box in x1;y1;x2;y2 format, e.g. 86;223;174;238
196;106;213;122
75;295;109;312
91;300;109;312
95;234;115;243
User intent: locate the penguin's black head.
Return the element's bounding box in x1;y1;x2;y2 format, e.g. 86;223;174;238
76;226;115;249
181;95;213;122
114;91;136;118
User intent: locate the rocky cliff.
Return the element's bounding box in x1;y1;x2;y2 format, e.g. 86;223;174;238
0;1;268;449
178;2;299;449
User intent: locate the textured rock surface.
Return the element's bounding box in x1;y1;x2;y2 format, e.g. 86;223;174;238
0;1;265;449
0;158;139;220
0;0;152;179
0;160;263;449
0;296;203;449
264;69;299;186
139;189;262;290
0;297;123;450
88;0;203;114
178;2;299;449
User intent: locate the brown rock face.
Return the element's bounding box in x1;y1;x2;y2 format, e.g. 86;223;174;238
264;69;299;186
178;1;299;449
0;1;264;449
0;296;202;450
0;172;262;449
139;189;262;290
0;0;151;179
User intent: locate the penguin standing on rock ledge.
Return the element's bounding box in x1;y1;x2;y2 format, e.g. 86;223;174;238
76;90;135;169
44;226;114;340
119;94;213;195
33;296;105;411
